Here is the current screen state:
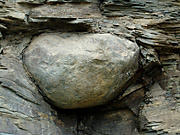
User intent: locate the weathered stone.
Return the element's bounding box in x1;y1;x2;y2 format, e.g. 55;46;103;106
139;83;180;134
101;83;145;115
0;0;180;134
102;0;180;19
79;109;140;135
17;0;45;4
0;32;2;39
47;0;97;3
23;33;139;109
30;3;101;19
0;24;7;30
0;56;64;135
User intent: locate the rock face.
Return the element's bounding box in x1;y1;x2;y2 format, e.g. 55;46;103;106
79;109;140;135
24;33;139;109
0;0;180;134
0;56;69;135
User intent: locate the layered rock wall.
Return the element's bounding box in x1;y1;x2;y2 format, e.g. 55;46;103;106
0;0;180;135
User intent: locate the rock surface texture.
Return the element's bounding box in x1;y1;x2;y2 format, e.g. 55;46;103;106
24;33;139;109
0;0;180;134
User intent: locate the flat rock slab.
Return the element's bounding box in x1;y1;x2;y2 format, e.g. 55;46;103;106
23;33;139;109
30;3;101;19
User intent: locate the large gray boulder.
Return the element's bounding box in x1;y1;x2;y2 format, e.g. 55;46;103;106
23;33;139;109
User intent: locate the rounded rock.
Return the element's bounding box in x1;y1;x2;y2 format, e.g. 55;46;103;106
23;33;139;109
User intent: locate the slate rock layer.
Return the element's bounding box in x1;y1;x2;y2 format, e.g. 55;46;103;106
23;33;139;109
